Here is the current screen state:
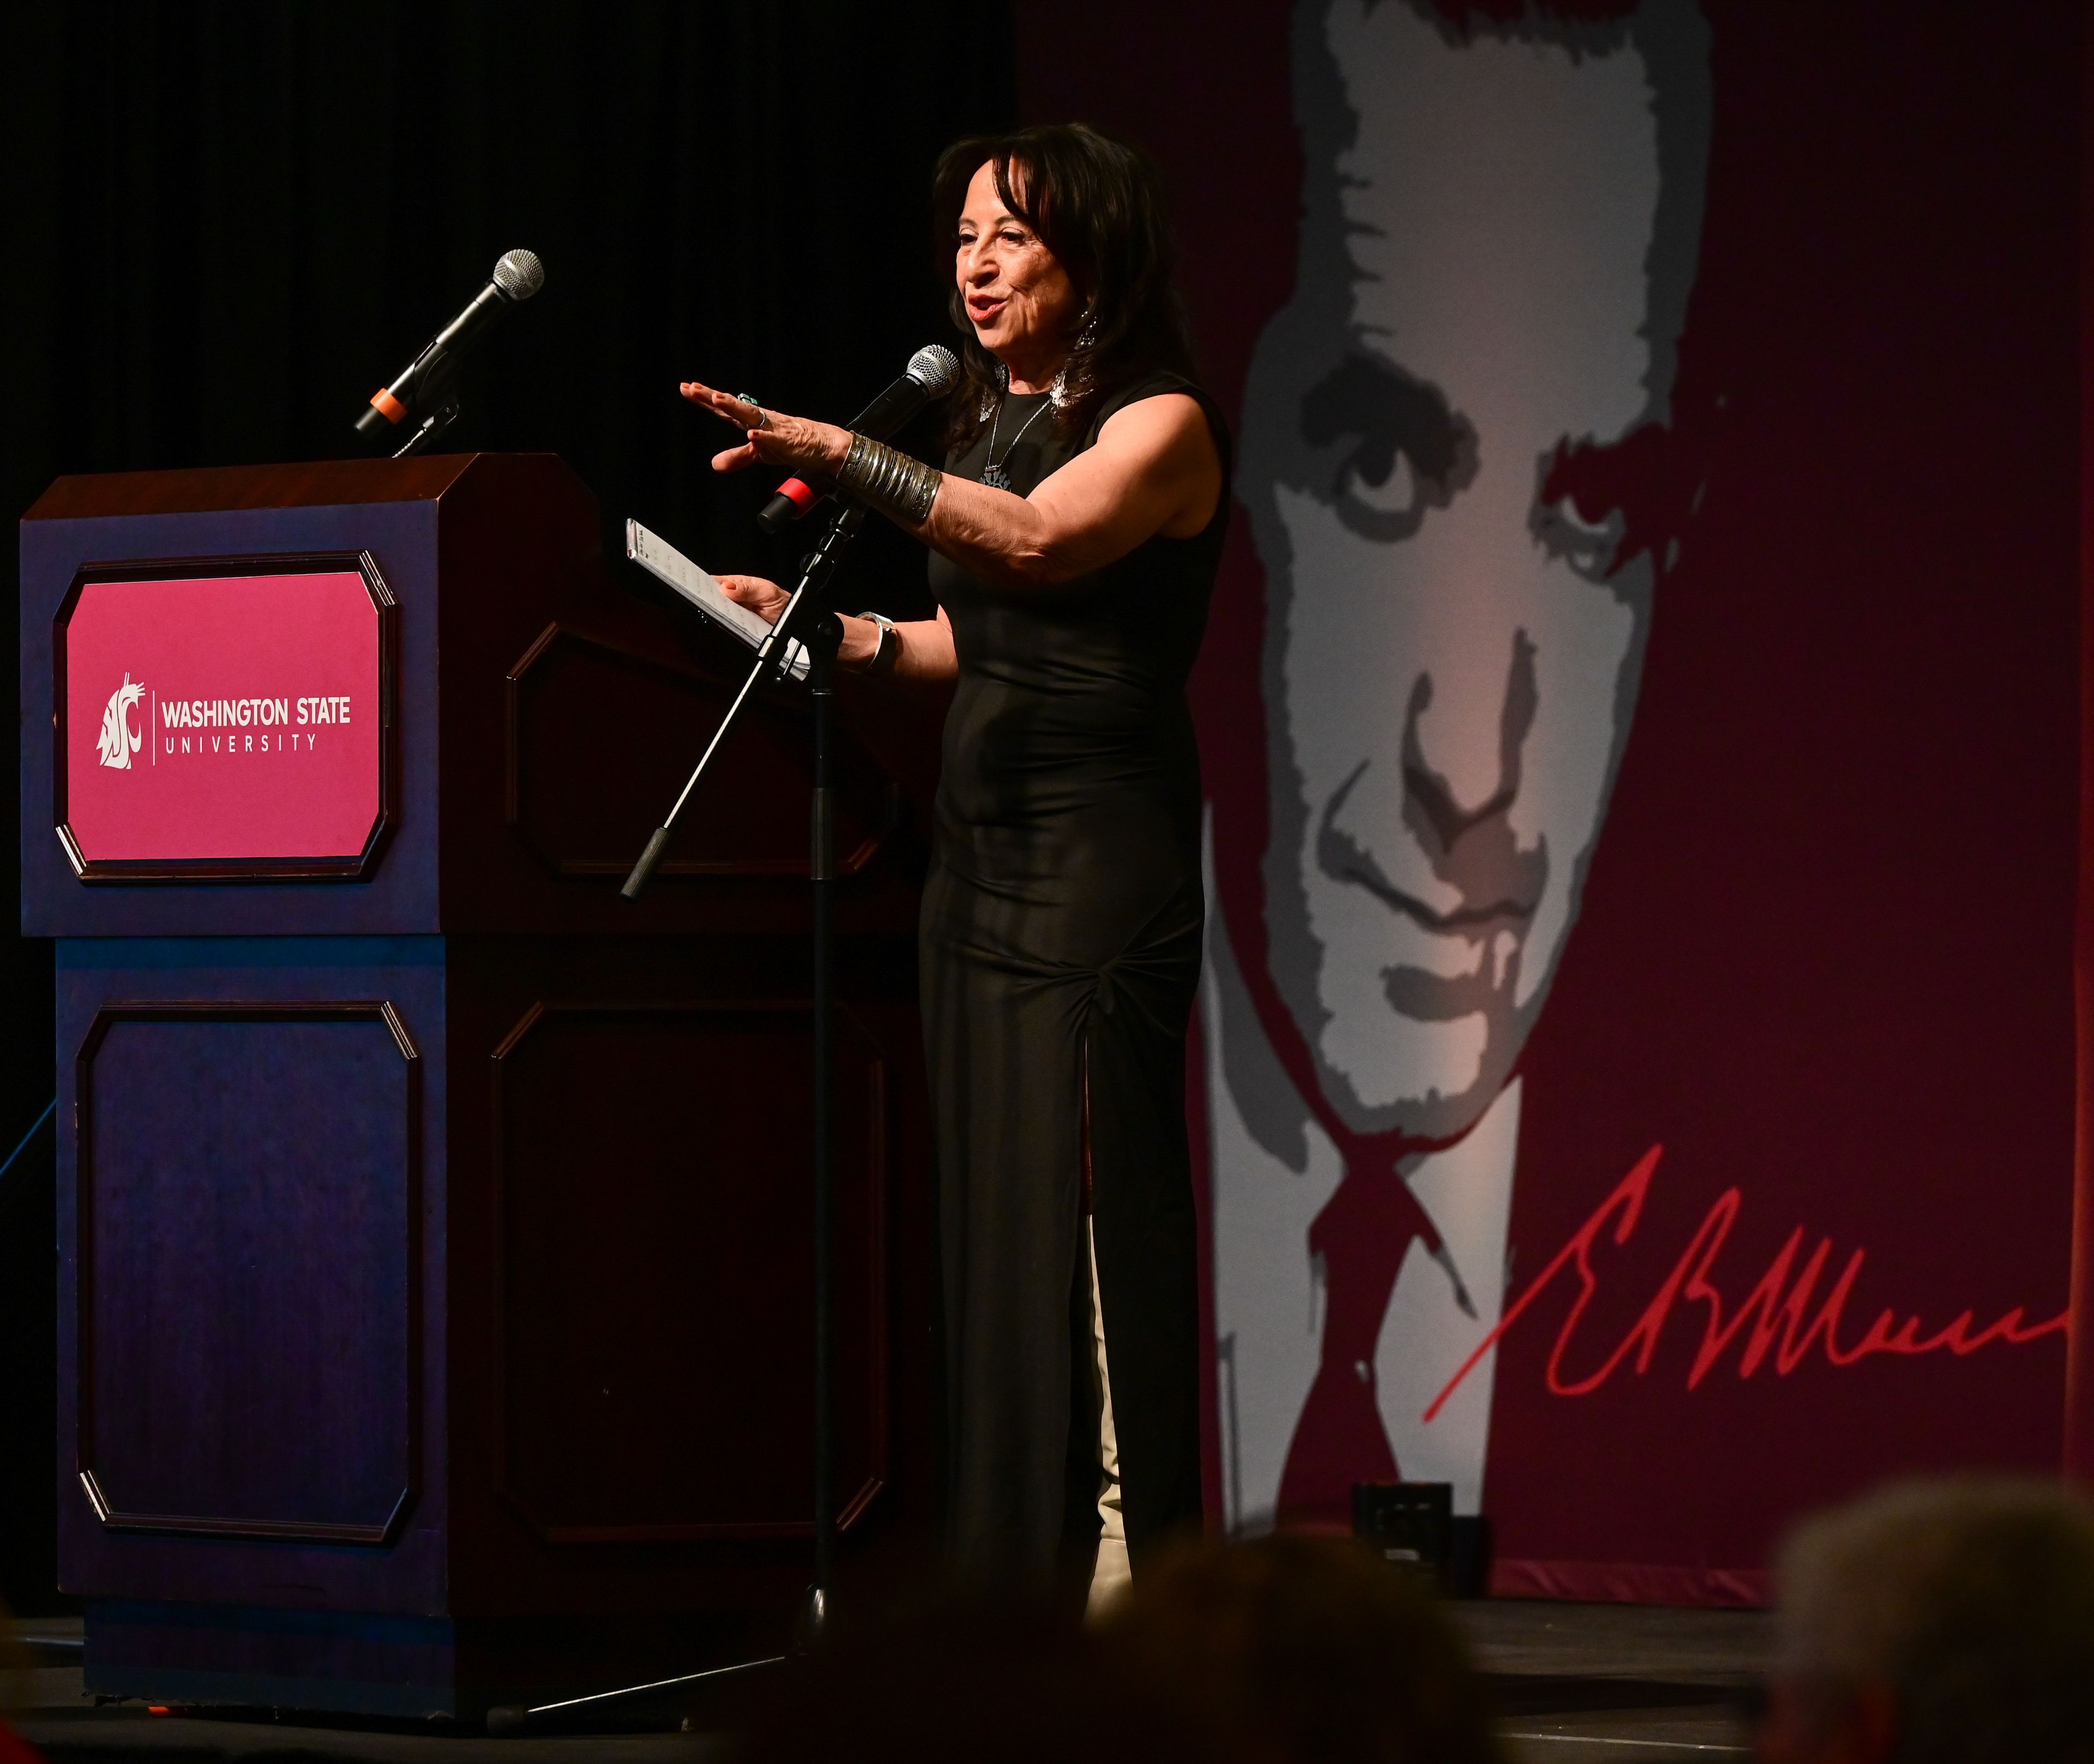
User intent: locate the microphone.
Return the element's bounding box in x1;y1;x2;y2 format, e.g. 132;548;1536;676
353;249;545;437
756;345;960;535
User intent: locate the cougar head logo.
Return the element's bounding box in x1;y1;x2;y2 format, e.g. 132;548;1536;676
96;674;146;770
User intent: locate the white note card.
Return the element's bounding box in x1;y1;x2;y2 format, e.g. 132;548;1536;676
624;518;809;681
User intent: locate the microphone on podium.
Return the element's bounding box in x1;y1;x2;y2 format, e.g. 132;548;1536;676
353;249;545;439
756;344;960;535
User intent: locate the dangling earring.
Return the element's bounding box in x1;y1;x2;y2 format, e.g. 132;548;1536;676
1051;306;1098;408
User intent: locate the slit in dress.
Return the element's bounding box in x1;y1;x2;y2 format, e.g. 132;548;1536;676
1082;1033;1130;1619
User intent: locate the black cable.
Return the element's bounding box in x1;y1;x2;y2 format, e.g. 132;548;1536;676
0;1100;56;1199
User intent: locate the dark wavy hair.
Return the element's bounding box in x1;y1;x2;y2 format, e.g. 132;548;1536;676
932;123;1198;451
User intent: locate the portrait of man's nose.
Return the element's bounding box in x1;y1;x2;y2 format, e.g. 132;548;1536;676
1319;633;1544;935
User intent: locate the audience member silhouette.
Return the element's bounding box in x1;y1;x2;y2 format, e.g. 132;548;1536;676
747;1592;1218;1764
1103;1534;1502;1764
752;1536;1502;1763
1759;1477;2094;1764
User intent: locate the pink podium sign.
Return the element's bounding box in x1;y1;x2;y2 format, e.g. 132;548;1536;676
59;567;388;874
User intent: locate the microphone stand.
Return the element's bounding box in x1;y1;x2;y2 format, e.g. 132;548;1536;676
393;400;460;459
390;351;463;459
488;498;865;1737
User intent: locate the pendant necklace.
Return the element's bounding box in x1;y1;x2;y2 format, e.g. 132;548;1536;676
980;393;1049;493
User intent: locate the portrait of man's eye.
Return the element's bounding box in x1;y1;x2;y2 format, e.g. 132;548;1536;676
1533;422;1700;587
1531;492;1628;583
1298;353;1479;542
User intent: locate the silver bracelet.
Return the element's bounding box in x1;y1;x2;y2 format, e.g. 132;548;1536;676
837;432;941;526
853;610;900;677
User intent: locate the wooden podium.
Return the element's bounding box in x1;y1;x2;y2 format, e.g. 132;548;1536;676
18;455;940;1718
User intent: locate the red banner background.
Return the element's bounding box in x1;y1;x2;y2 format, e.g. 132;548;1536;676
1020;0;2082;1599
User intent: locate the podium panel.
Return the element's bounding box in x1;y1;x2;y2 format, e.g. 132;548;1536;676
489;1000;885;1543
57;558;392;878
77;1004;418;1544
23;458;939;1716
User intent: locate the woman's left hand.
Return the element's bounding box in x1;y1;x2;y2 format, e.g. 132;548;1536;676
678;378;852;478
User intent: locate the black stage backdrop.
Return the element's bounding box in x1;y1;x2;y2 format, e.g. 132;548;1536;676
0;0;1014;1615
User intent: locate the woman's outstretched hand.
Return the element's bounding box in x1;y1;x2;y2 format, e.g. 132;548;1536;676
679;379;853;478
715;574;790;627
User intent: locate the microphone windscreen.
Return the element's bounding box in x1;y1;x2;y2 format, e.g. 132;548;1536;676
907;345;960;395
493;249;546;301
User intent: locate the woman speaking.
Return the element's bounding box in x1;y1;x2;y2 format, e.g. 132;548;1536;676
679;124;1227;1610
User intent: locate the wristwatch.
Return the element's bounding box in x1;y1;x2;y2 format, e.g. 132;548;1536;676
856;610;900;678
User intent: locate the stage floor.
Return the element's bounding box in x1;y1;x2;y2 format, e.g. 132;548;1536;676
1459;1599;1766;1759
11;1602;1768;1762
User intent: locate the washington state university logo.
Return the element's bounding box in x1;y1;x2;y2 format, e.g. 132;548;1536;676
95;675;145;770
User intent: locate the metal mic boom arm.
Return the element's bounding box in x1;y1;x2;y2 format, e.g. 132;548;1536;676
620;499;864;900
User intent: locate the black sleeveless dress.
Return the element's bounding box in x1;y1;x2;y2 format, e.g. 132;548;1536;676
923;371;1230;1581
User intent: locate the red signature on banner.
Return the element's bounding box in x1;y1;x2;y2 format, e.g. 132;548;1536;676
1423;1146;2068;1423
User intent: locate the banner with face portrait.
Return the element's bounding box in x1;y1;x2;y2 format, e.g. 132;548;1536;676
1019;0;2084;1599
